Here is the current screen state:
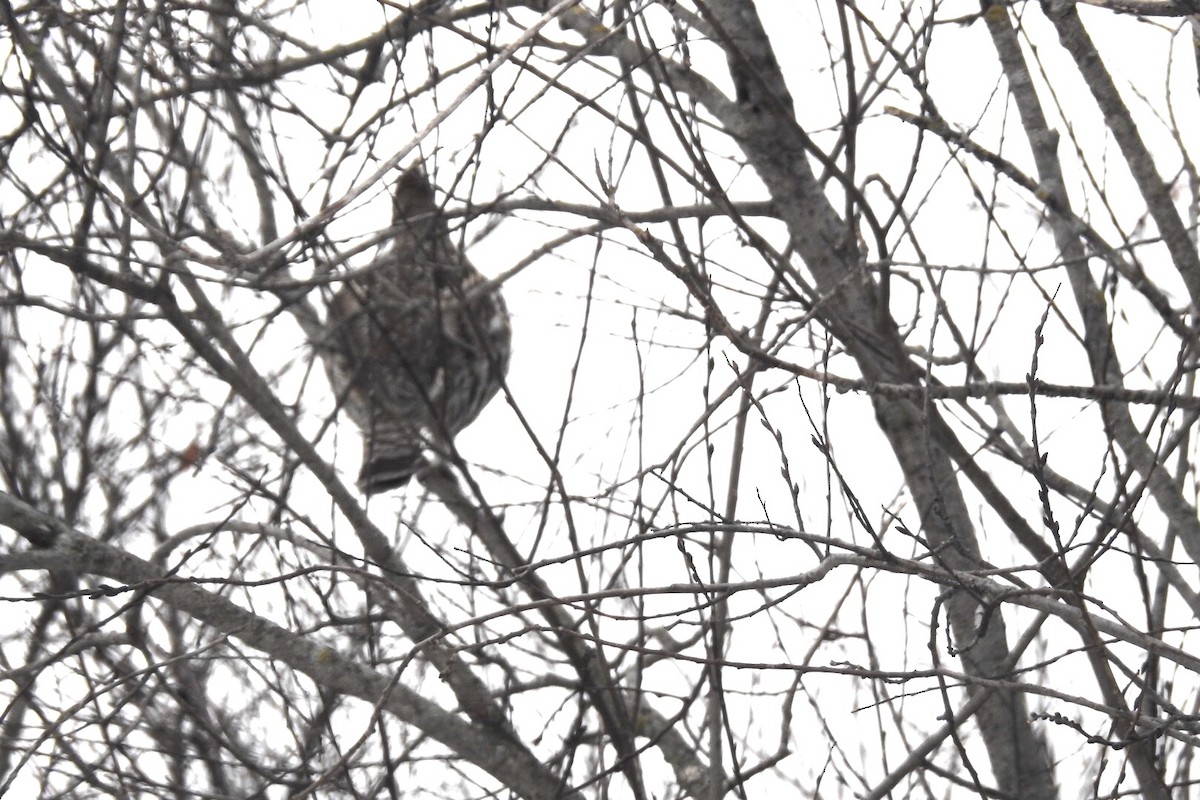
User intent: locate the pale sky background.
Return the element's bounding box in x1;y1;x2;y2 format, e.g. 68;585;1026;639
176;5;1200;794
4;1;1200;796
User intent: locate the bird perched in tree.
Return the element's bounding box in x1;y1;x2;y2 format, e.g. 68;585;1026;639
323;165;511;493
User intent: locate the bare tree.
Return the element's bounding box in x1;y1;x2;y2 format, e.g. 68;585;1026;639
2;1;1200;797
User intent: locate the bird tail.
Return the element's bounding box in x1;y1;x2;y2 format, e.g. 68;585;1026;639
357;425;425;494
358;450;423;494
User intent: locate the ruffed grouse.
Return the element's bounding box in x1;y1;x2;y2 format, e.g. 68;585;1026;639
324;165;511;493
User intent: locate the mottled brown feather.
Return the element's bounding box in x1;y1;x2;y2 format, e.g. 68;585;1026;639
323;165;511;493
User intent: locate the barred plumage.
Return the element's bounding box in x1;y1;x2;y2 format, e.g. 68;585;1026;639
324;165;511;493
